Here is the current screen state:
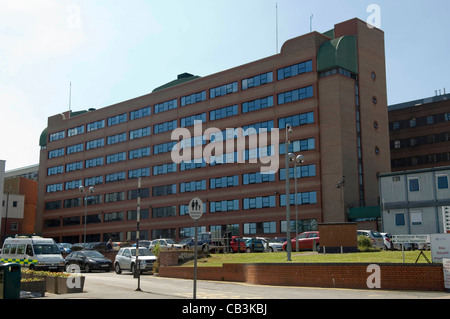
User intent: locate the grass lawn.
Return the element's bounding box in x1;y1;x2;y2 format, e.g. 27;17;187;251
180;250;433;267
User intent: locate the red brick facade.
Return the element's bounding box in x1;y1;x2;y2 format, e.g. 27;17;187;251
159;263;445;292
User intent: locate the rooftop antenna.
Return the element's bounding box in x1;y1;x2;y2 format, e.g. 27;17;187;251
69;82;72;112
310;14;313;32
276;2;279;53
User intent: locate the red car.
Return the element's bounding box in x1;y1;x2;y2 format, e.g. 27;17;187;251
282;231;320;251
230;236;246;253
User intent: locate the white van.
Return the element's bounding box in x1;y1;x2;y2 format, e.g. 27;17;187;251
0;236;65;271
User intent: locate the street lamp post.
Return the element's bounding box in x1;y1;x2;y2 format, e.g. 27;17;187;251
294;155;305;252
285;124;294;261
79;185;95;245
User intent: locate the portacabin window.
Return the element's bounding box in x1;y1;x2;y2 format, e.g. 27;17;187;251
437;175;449;189
395;213;405;226
408;177;420;192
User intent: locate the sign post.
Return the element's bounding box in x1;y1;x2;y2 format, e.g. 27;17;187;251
443;206;450;233
392;235;430;263
188;197;203;300
443;258;450;291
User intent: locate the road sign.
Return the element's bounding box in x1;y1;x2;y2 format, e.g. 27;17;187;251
188;197;204;220
443;206;450;233
392;234;430;244
431;233;450;263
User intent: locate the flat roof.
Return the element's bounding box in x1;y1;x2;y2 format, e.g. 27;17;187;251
379;165;450;177
388;93;450;111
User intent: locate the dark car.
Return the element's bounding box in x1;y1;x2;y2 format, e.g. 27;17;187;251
245;238;265;253
65;250;112;272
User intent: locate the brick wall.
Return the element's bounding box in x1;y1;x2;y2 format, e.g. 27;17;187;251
158;263;445;292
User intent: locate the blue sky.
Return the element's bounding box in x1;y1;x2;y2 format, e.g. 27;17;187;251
1;0;449;171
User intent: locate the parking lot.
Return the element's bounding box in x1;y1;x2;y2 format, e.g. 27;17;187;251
38;270;450;300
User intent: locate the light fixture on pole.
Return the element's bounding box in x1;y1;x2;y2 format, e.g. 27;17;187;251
79;185;95;246
285;124;293;261
294;154;305;252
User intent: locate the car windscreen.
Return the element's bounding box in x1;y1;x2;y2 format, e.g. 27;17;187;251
83;251;105;258
33;244;61;255
131;248;154;256
371;231;383;238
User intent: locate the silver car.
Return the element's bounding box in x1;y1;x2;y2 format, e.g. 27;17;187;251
114;247;156;274
357;230;385;250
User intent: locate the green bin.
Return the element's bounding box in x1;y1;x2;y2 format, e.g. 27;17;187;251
0;263;21;299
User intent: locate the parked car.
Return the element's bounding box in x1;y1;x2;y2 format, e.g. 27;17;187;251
149;238;183;251
245;238;265;253
230;236;246;253
65;250;112;272
264;238;284;252
357;230;384;250
178;237;195;250
57;243;72;254
282;231;320;251
114;247;157;274
380;233;394;250
134;240;152;249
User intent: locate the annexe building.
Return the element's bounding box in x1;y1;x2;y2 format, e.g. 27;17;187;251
36;18;390;243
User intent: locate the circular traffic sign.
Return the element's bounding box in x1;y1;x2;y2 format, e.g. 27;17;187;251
188;197;204;220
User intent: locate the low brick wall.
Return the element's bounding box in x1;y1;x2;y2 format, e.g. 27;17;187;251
158;263;445;291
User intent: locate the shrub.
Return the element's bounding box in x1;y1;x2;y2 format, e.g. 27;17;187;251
358;235;373;252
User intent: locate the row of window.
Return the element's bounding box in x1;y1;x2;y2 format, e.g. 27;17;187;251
46;162;317;194
47;130;316;176
44;191;318;226
391;151;450;169
47;104;314;161
391;131;450;149
390;112;450;131
47;59;313;144
407;175;449;192
50;218;318;243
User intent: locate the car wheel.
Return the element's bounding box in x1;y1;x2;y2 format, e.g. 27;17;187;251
202;244;209;253
84;264;92;273
269;247;274;252
246;247;252;253
114;263;122;274
315;243;320;252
